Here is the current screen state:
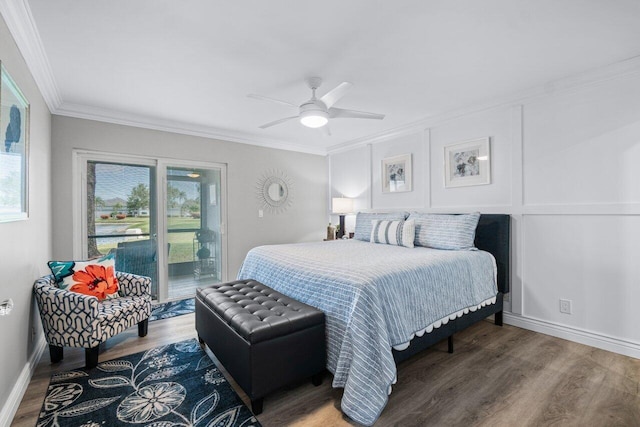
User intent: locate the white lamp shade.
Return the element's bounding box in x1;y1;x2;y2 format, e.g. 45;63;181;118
332;197;354;214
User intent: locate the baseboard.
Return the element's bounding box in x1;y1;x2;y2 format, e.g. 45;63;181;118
504;313;640;359
0;336;46;426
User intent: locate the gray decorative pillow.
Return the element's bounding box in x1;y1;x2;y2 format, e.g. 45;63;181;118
370;219;415;248
354;211;408;241
408;212;480;250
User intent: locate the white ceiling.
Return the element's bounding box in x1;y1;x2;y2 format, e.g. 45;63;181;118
7;0;640;154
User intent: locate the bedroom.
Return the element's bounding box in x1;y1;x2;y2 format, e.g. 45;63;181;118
1;1;639;425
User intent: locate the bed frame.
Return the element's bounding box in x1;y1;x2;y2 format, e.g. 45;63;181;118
393;213;511;363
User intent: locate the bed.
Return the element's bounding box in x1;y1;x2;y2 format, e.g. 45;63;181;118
237;213;510;425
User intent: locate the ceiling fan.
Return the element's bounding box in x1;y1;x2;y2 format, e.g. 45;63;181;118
248;77;385;131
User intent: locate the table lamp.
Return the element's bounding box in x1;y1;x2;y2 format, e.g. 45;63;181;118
332;197;354;239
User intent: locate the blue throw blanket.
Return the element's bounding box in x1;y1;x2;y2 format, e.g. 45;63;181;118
238;240;497;425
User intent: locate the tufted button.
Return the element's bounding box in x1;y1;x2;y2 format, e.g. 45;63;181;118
196;278;325;344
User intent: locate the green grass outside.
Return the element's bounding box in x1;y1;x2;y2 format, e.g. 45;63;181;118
95;217;207;264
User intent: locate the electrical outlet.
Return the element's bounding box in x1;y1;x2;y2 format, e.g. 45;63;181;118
559;299;572;314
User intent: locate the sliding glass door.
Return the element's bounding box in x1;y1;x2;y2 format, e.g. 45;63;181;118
165;166;223;299
80;153;226;302
85;160;159;299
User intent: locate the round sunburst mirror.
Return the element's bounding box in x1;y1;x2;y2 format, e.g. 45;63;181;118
256;170;293;214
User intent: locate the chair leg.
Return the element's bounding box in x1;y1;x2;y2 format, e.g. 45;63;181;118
448;335;454;354
49;345;63;363
85;346;99;369
138;319;148;337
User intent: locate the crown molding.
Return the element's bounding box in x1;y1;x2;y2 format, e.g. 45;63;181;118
55;102;327;156
327;55;640;155
0;0;62;111
1;0;326;156
4;0;640;158
326;123;427;155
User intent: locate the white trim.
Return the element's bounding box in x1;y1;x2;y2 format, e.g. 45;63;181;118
423;205;514;214
423;128;431;209
327;155;333;218
367;144;373;210
511;105;524;208
71;153;84;259
73;151;229;301
327;123;427;155
157;173;168;302
523;203;640;215
4;0;640;157
55;103;326;156
326;55;640;155
510;105;524;316
73;151;158;259
0;336;46;426
158;158;229;284
504;313;640;359
0;0;62;111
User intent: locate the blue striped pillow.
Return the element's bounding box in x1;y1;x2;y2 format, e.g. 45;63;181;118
370;219;415;248
354;211;408;241
408;212;480;250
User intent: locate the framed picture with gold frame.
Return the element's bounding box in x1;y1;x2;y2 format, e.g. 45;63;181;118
0;62;30;222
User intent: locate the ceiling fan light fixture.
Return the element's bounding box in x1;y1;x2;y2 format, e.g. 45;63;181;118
251;78;384;130
300;112;328;128
299;100;329;128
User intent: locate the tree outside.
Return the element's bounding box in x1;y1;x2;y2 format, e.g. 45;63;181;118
127;183;150;215
167;184;187;215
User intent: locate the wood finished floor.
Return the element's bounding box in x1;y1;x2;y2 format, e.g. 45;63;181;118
11;315;640;427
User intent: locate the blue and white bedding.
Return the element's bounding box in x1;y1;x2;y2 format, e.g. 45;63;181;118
237;239;497;426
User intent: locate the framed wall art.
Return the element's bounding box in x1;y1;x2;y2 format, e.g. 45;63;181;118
0;62;30;222
382;153;412;193
444;137;490;188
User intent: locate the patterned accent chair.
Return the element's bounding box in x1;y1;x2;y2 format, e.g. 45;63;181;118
34;272;152;368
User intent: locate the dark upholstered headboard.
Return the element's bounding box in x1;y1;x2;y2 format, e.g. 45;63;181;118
475;214;510;294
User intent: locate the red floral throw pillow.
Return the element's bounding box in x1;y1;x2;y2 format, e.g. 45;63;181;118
48;253;119;300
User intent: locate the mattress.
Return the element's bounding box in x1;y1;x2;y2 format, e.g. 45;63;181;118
237;239;497;425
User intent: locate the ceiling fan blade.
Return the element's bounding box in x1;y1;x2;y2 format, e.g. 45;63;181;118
320;82;353;108
329;107;385;120
248;94;297;108
259;116;299;129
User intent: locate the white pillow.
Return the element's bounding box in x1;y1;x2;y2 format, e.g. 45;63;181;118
370;219;415;248
408;212;480;250
354;211;408;241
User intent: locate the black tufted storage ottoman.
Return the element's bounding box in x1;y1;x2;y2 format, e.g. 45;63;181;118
195;279;326;414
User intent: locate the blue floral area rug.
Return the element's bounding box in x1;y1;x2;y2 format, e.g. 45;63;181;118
149;297;195;322
37;339;261;427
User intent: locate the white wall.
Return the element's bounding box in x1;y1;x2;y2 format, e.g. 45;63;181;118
51;116;328;278
0;13;52;425
328;64;640;358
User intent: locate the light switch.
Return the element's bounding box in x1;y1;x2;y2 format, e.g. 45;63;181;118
258;209;263;218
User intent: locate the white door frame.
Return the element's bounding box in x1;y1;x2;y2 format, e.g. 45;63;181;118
73;150;228;301
158;158;228;300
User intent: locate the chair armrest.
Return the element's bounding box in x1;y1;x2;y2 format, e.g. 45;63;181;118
33;276;100;346
34;276;100;316
116;272;151;298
